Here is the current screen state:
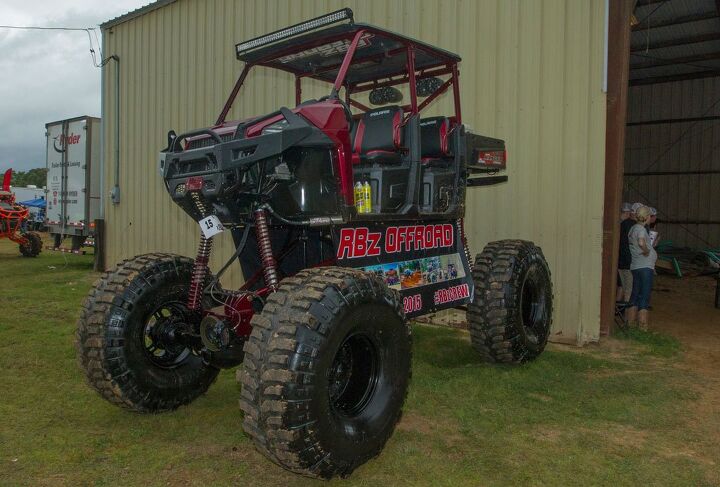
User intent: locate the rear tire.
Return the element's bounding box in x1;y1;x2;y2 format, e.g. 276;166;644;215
76;253;220;412
468;240;553;363
19;231;42;257
239;267;411;479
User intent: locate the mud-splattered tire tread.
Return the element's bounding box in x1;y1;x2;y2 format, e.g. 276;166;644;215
239;267;411;479
467;240;553;364
19;231;42;257
76;253;219;412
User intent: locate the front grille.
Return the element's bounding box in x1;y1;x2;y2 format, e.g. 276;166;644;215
186;132;234;150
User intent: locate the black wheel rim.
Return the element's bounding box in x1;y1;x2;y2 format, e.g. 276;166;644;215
328;333;379;417
142;302;191;368
519;266;548;345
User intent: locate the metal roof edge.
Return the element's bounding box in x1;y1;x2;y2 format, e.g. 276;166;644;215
100;0;177;30
45;116;100;128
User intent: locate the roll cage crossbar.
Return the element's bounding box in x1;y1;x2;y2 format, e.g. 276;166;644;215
216;9;462;125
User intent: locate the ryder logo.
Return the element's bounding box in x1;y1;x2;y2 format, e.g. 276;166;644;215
337;224;454;259
53;133;81;153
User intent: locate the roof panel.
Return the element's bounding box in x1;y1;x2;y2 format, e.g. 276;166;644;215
238;23;460;85
101;0;176;29
633;0;715;24
630;0;720;82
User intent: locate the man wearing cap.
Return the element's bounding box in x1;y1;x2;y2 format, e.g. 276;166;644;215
617;202;635;302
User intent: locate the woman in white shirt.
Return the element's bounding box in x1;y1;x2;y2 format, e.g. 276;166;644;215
625;206;657;330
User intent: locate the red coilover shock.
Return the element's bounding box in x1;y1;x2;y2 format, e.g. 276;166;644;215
187;193;213;312
254;207;278;290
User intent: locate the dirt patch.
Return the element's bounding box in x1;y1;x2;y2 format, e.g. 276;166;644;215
526;392;553;402
650;275;720;470
549;336;645;362
598;424;649;451
533;426;563;443
397;412;465;449
651;275;720;376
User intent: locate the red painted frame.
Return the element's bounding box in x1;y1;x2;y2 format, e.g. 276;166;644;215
211;26;463;210
203;26;465;339
216;27;462;125
0;169;31;247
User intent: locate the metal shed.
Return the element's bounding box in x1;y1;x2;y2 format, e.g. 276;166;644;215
99;0;613;345
625;0;720;252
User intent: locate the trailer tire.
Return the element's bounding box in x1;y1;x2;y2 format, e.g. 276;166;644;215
19;232;42;257
76;253;220;412
239;267;411;479
71;235;85;252
468;240;553;364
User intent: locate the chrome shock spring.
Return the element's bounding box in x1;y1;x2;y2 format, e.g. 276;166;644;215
188;235;213;311
254;207;278;290
187;192;213;312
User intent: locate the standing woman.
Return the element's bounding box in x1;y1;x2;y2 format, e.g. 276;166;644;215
626;206;657;330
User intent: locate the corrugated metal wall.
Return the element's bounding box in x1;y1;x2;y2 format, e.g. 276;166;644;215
101;0;607;344
625;76;720;249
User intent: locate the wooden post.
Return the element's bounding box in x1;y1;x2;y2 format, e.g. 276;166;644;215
600;0;633;336
93;218;105;272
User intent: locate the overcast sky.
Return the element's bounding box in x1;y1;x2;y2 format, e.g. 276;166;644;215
0;0;151;173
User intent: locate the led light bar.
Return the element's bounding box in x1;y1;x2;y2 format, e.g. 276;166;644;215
235;8;354;57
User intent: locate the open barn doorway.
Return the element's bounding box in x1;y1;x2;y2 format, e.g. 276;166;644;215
603;0;720;338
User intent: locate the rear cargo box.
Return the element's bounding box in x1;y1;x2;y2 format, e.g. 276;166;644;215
45;116;101;238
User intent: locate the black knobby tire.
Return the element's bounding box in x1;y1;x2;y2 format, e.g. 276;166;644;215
239;267;411;479
19;231;42;257
76;253;220;412
468;240;553;364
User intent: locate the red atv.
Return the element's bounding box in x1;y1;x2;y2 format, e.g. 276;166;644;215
77;9;552;479
0;169;42;257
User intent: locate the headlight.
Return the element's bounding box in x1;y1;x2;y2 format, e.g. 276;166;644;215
261;119;288;135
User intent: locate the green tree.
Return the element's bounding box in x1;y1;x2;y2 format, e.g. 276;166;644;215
10;168;47;187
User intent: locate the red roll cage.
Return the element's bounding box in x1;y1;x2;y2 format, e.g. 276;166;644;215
216;9;462;126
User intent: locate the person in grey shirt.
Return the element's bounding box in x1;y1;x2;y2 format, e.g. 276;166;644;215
625;206;657;330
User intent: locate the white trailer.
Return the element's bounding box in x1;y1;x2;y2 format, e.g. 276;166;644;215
45;116;101;250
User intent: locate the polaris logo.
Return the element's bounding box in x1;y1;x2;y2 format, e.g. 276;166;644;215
370;109;390;117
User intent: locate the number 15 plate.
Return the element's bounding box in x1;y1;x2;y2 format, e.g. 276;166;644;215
199;215;225;238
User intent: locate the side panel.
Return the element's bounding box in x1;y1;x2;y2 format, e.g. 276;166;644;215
64;119;88;229
88;118;102;228
334;220;473;317
46;122;65;229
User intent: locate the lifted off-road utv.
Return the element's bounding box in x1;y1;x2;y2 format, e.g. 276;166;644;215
77;9;552;479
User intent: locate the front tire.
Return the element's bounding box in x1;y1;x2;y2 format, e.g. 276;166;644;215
76;253;220;412
468;240;553;363
19;231;42;257
239;267;411;479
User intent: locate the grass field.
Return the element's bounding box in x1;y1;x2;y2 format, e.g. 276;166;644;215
0;237;717;486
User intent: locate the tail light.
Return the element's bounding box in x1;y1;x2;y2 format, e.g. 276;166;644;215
476;149;506;169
